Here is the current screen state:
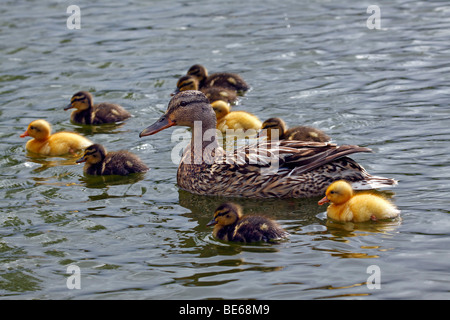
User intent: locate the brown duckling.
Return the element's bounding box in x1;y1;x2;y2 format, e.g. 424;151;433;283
206;203;288;243
261;117;330;142
186;64;249;93
20;119;92;156
64;91;131;125
76;144;149;176
173;75;237;104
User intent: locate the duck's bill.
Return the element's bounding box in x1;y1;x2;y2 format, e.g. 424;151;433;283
75;156;87;163
64;104;74;110
139;115;175;137
171;88;180;96
20;131;29;138
206;218;217;227
318;196;329;205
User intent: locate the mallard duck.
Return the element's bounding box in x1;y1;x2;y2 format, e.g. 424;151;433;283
20;119;92;156
318;180;400;222
206;202;288;243
211;100;262;133
174;75;238;104
64;91;131;125
76;144;149;176
139;91;397;198
261;117;331;142
186;64;249;93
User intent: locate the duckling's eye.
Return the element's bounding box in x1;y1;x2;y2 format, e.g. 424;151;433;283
329;191;335;194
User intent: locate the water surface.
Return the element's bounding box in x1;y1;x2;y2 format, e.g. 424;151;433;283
1;0;449;300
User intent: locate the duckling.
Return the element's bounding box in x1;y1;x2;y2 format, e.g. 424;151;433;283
261;117;330;142
64;91;131;125
206;203;288;243
211;100;262;133
76;144;149;176
173;75;238;104
186;64;249;93
20;119;92;156
318;180;400;222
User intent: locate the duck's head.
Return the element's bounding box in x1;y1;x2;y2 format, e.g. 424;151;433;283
172;75;200;95
187;64;208;82
64;91;93;111
139;90;216;137
20;119;52;141
318;180;353;205
210;100;231;121
207;202;243;227
261;117;287;140
76;144;106;164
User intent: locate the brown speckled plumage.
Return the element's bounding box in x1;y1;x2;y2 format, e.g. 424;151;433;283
65;91;131;125
139;91;397;199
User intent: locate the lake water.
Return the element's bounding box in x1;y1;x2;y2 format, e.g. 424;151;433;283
1;0;449;300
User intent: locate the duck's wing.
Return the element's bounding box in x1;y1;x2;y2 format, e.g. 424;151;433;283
231;140;397;189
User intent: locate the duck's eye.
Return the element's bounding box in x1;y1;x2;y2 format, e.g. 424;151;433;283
329;191;335;194
180;101;188;107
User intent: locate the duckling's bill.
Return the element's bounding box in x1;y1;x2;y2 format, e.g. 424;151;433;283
139;115;176;137
206;218;217;226
318;196;330;205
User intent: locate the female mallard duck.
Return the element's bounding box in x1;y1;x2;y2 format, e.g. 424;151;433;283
174;75;238;104
64;91;131;125
186;64;249;93
139;91;397;198
20;119;92;156
318;180;400;222
76;144;149;176
211;100;262;133
261;117;330;142
206;203;288;243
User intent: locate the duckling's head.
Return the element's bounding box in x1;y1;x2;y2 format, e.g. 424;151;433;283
64;91;93;111
187;64;208;82
139;90;216;137
318;180;353;205
261;117;287;140
211;100;231;120
172;75;200;95
20;119;52;141
207;203;243;227
76;144;106;165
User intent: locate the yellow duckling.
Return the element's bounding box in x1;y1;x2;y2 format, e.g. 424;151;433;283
318;180;400;222
206;203;288;243
64;91;131;125
186;64;249;93
20;119;92;156
76;144;149;176
174;75;238;104
211;100;262;133
261;117;330;142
